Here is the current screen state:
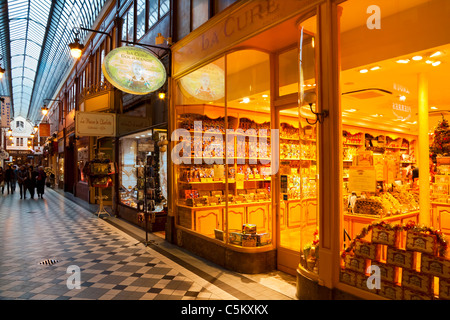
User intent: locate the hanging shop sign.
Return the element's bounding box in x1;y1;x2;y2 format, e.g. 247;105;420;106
1;96;11;128
75;111;116;137
39;123;51;137
102;46;167;95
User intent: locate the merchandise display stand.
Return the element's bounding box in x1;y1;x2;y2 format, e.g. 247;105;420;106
95;187;110;217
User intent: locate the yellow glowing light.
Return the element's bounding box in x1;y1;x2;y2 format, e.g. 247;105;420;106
412;56;423;61
396;59;410;64
370;66;381;71
359;69;369;74
242;97;250;103
431;106;438;110
399;96;406;101
430;51;441;58
432;61;441;67
158;92;166;99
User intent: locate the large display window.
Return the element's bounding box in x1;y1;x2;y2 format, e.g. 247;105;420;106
336;0;450;300
174;51;275;249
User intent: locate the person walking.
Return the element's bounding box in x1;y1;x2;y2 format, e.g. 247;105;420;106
12;165;18;194
36;166;47;199
17;166;27;199
24;165;37;199
0;167;4;194
5;165;14;194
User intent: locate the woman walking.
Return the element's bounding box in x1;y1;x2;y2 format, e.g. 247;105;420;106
0;167;4;194
17;166;27;199
36;166;47;198
24;165;37;199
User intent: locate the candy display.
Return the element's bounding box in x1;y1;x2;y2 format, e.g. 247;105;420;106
341;220;449;300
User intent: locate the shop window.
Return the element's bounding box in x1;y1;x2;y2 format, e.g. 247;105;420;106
122;4;134;42
119;129;168;210
174;51;274;248
78;146;89;182
148;0;158;28
192;0;209;30
338;0;450;299
136;0;146;39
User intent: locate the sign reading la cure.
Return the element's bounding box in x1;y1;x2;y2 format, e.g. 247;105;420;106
102;46;167;95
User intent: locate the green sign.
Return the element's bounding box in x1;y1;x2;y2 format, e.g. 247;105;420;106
102;46;167;95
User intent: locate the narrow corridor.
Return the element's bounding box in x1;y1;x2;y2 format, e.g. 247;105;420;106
0;188;296;300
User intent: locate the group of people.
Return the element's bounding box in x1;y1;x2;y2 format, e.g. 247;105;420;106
0;164;47;199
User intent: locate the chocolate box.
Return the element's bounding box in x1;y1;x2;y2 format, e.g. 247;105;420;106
340;269;357;286
242;234;257;247
401;269;433;294
344;254;369;274
403;288;434;300
229;232;243;245
406;231;437;255
256;233;272;246
439;278;450;300
379;281;403;300
370;262;399;283
371;226;399;247
356;273;378;293
354;239;381;261
242;224;257;234
421;254;450;279
386;247;414;269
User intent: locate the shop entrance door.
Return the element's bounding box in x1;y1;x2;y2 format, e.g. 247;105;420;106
276;105;318;275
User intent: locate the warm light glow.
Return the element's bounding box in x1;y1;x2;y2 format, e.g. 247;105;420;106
41;106;49;116
359;69;369;74
396;59;410;64
412;56;423;61
7;128;12;134
312;37;315;48
34;125;38;132
370;66;381;71
431;106;438;110
399;96;406;101
9;136;12;140
426;60;433;64
241;97;250;103
432;61;441;67
430;51;441;58
262;94;268;98
158;92;166;99
70;48;82;59
346;109;357;112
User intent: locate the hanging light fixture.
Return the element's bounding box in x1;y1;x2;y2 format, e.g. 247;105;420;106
68;28;85;59
0;55;5;79
41;104;49;116
34;124;39;132
7;127;12;135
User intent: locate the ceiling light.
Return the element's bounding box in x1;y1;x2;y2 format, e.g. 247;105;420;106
359;69;369;74
430;51;441;58
370;66;381;71
158;92;166;99
241;97;250;103
412;56;423;61
69;38;84;59
431;106;438;110
345;109;357;112
262;94;268;98
432;61;441;67
34;124;38;132
396;59;410;64
426;60;433;64
399;96;406;101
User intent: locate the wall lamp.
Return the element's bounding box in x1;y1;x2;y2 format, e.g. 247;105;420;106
44;99;63;121
69;27;113;59
0;55;5;80
41;105;49;116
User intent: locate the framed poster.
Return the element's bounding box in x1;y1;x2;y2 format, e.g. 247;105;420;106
348;167;376;193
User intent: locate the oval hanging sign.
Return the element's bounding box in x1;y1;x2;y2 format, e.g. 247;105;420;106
102;46;167;95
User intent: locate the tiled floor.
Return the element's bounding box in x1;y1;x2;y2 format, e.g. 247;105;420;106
0;187;297;300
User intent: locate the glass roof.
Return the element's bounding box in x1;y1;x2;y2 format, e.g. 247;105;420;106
0;0;107;123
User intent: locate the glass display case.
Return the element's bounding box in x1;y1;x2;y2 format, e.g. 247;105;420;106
119;129;167;210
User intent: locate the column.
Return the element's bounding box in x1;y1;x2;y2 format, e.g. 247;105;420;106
418;73;430;225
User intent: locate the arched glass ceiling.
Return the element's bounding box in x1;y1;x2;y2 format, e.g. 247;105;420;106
1;0;107;123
